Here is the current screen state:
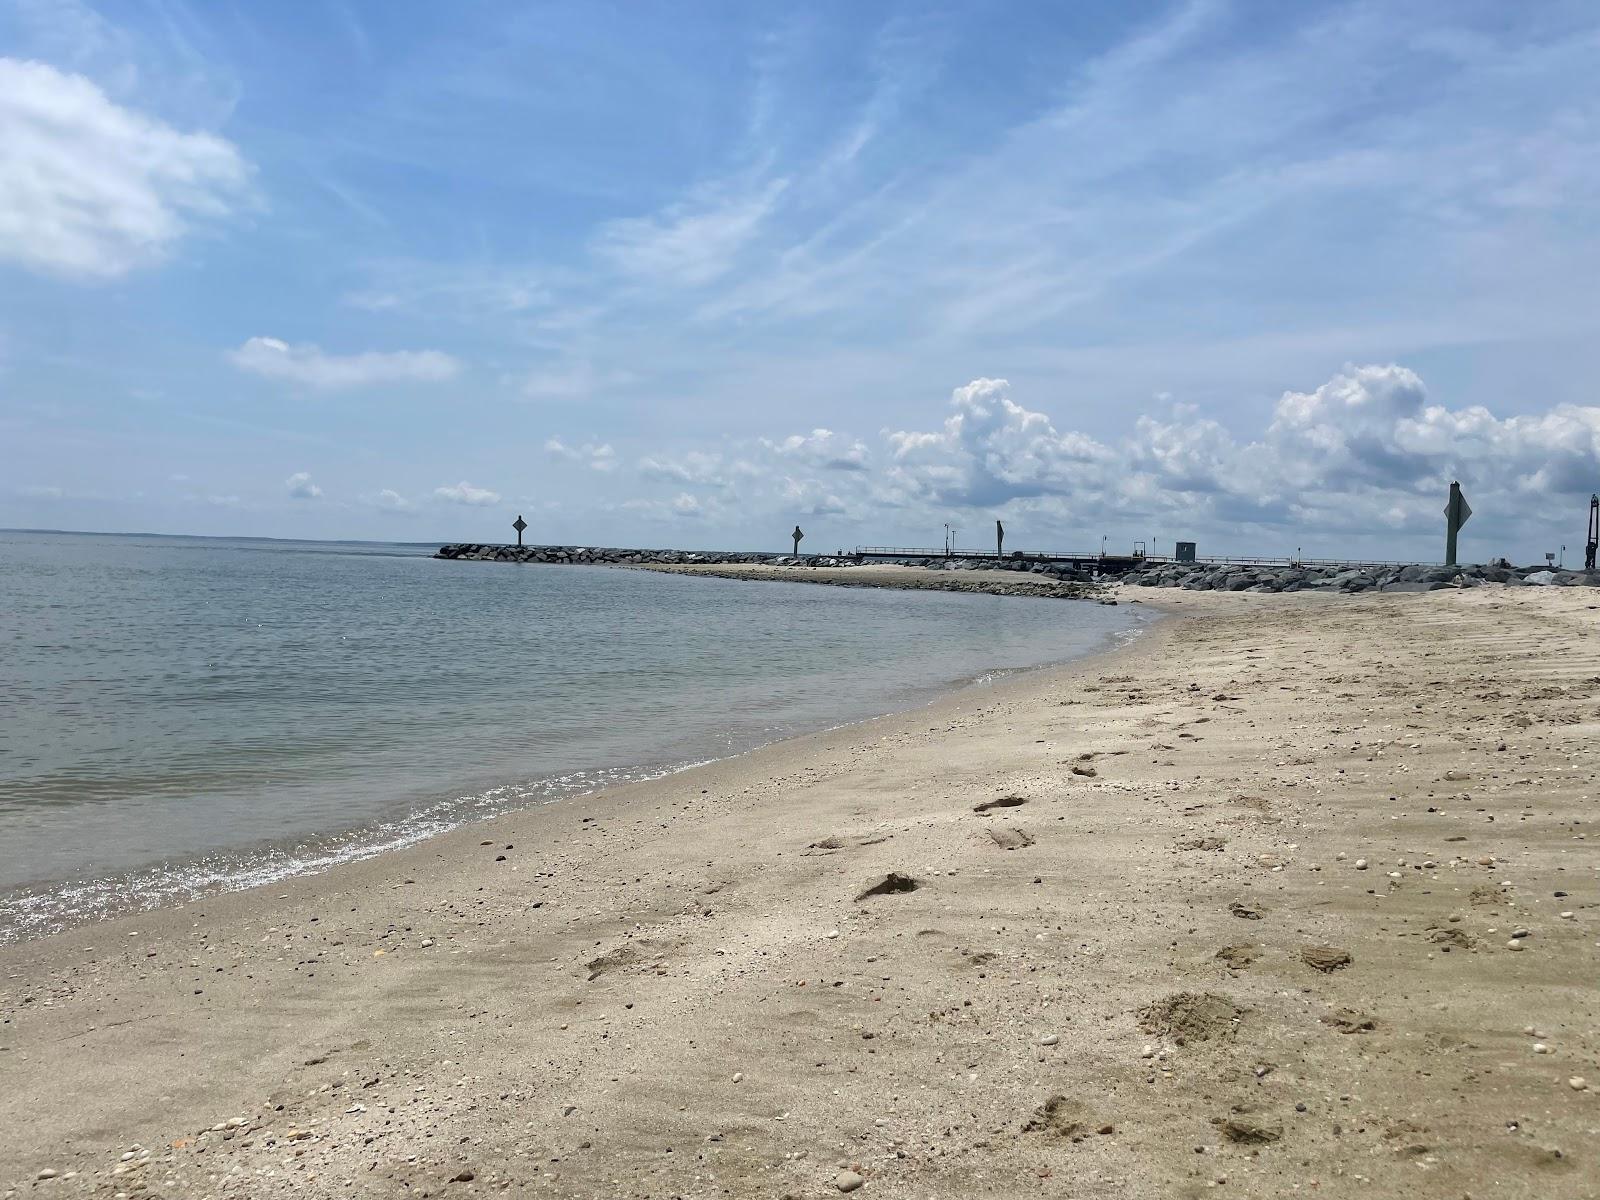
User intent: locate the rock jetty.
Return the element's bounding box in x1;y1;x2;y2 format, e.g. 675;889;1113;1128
434;544;1096;579
1121;559;1600;593
434;543;850;567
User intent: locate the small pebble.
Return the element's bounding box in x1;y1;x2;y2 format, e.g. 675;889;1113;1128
1569;1077;1588;1091
1354;859;1368;871
1040;1034;1059;1046
835;1169;866;1193
1532;1042;1550;1055
732;1072;743;1083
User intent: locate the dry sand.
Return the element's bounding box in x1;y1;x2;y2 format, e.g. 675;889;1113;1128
3;580;1598;1198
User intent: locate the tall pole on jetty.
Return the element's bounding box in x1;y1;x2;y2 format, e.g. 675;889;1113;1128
996;519;1005;557
1444;482;1471;567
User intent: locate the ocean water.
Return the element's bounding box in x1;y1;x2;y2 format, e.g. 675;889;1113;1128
0;530;1149;940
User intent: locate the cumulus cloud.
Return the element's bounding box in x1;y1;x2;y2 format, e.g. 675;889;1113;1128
885;378;1114;507
621;491;713;522
760;428;870;471
545;437;618;472
285;471;321;499
229;337;460;389
0;58;251;278
879;369;1600;545
638;449;752;487
602;367;1596;554
368;488;415;512
433;481;500;506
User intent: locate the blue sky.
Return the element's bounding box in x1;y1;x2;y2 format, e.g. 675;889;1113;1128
3;0;1599;561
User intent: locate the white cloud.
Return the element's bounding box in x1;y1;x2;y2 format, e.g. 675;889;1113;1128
593;178;788;287
874;367;1600;545
368;488;415;512
761;428;870;471
545;437;618;472
433;480;500;507
638;450;742;487
0;57;250;278
285;471;321;500
886;378;1114;506
229;337;460;389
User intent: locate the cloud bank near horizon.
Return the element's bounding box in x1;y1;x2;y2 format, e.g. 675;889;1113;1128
612;364;1600;554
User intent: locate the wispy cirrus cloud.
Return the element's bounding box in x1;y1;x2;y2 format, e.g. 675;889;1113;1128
229;337;460;389
592;177;788;287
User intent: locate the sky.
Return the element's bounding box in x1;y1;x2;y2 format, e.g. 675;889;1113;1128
2;0;1599;563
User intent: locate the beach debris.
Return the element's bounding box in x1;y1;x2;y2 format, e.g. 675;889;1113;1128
1426;925;1472;950
1022;1094;1093;1140
584;945;642;981
1218;1110;1283;1144
1321;1008;1376;1034
855;873;921;901
1138;992;1242;1044
1070;764;1097;778
986;826;1035;850
834;1169;866;1192
973;795;1027;813
1301;945;1353;973
1215;944;1258;970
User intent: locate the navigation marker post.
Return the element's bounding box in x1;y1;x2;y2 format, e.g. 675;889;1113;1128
996;519;1005;557
513;515;527;548
1444;482;1471;567
792;525;804;555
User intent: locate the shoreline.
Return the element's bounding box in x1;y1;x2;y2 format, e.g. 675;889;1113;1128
4;584;1598;1197
628;560;1110;601
0;574;1147;947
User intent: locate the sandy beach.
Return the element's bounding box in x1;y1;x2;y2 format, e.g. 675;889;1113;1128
3;577;1598;1199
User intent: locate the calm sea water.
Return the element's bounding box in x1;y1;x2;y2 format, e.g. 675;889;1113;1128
0;530;1148;940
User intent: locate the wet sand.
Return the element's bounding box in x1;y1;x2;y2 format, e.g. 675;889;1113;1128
2;582;1597;1198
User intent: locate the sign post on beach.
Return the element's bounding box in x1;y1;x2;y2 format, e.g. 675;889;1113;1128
792;525;804;555
1444;482;1471;566
996;520;1005;557
513;515;527;547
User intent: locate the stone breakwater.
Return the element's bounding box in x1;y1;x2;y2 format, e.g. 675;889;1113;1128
434;543;856;567
637;562;1108;602
433;545;1107;601
1123;559;1600;593
434;544;1097;580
